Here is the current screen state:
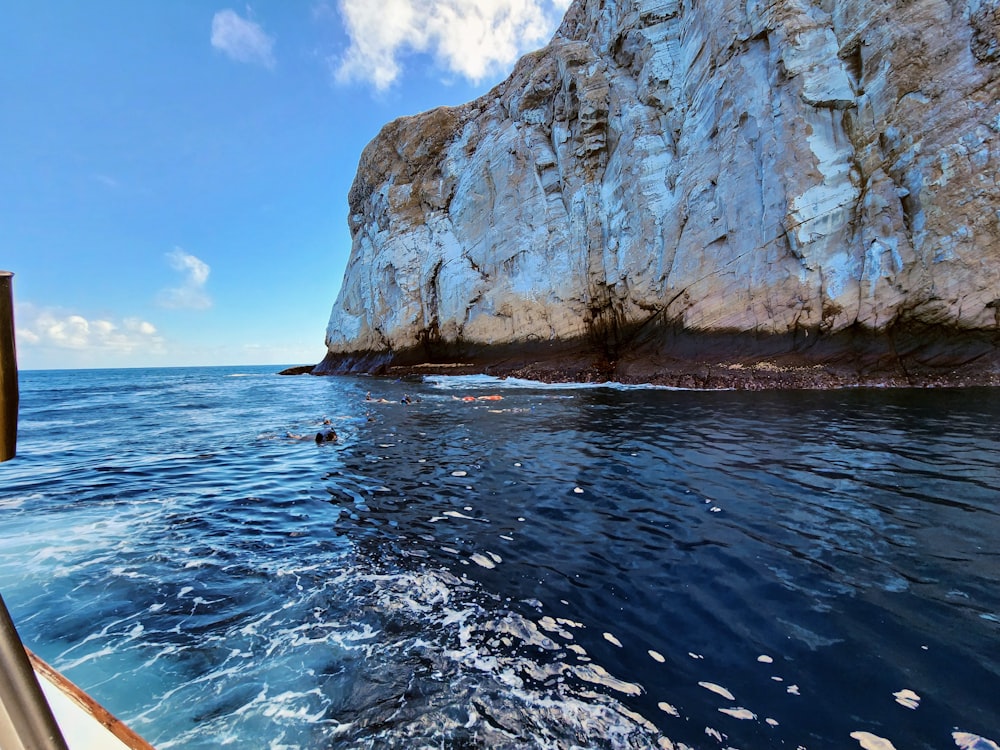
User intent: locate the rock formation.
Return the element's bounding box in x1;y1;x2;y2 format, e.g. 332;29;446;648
317;0;1000;387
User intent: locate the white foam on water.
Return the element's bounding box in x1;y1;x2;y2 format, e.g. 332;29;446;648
851;731;898;750
423;374;686;392
572;663;644;696
892;688;920;710
470;553;496;569
342;567;673;748
0;492;40;510
698;682;736;701
719;706;756;720
494;613;559;651
538;617;576;641
261;689;331;722
109;566;144;579
954;732;1000;750
658;701;680;717
619;705;660;733
57;645;116;672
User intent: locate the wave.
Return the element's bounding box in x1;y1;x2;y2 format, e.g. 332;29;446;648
422;374;687;391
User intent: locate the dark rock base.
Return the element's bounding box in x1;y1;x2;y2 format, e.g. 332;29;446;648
306;324;1000;389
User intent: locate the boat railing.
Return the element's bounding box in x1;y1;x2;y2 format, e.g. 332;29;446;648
1;271;154;749
1;270;16;463
0;270;67;748
0;593;71;750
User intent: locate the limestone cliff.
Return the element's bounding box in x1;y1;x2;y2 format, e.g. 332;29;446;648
318;0;1000;386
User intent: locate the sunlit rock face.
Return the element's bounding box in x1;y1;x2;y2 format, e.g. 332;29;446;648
321;0;1000;382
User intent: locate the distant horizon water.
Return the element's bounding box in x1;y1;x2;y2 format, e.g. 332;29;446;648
16;362;315;373
1;366;998;749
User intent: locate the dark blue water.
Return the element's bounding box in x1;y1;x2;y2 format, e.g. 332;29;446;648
1;367;998;750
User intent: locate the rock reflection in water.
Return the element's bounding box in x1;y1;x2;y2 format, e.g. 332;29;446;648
324;377;1000;750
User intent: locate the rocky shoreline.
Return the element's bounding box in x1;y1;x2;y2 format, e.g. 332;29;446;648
286;325;1000;390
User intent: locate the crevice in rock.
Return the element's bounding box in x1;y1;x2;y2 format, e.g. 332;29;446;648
839;38;864;92
418;261;444;360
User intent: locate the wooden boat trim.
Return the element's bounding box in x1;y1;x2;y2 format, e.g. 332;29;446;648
26;649;155;750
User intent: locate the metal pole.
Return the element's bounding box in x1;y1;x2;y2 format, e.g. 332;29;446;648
0;593;69;750
0;270;17;463
0;275;63;747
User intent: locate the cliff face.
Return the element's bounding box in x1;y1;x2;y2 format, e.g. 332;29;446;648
320;0;1000;385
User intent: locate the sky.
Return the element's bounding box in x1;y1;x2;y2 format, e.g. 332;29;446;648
1;0;572;369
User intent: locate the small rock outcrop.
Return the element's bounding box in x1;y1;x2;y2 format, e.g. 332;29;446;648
319;0;1000;387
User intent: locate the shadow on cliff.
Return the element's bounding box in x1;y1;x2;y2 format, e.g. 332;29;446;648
304;322;1000;390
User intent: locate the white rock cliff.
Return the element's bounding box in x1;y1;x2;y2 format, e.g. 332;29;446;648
319;0;1000;386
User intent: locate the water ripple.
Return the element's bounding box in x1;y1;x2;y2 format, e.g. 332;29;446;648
1;369;998;748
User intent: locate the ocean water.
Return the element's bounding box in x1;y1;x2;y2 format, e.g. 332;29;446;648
0;366;998;750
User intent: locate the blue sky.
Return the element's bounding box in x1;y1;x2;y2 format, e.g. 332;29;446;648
1;1;571;369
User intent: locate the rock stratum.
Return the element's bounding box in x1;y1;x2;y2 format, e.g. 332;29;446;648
316;0;1000;388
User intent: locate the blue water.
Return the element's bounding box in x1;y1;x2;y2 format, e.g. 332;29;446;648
1;366;998;750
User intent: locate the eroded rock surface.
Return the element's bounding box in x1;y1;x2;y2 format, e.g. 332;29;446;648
320;0;1000;386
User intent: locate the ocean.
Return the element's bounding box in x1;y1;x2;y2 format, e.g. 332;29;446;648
0;365;998;750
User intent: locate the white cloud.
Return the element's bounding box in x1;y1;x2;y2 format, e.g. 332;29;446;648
211;8;276;68
157;249;213;310
333;0;569;90
14;303;165;355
